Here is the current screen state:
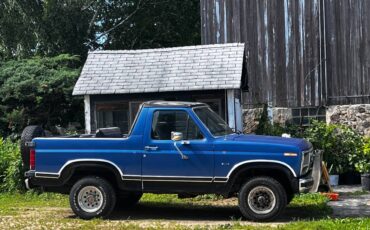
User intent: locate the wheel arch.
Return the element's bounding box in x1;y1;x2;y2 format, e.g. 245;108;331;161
225;161;298;196
59;160;124;189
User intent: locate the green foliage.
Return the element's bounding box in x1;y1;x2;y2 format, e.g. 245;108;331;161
0;0;201;60
0;0;95;60
255;109;365;174
0;54;83;137
352;138;370;174
96;0;201;51
0;138;23;192
305;120;363;174
255;104;303;138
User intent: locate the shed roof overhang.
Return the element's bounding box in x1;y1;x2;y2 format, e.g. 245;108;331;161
73;43;246;96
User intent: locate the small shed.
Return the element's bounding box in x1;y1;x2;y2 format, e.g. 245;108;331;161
73;43;247;134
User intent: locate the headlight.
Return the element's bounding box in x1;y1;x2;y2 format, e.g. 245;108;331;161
301;148;313;175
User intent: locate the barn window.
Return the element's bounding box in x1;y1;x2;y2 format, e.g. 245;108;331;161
291;107;326;126
96;103;129;133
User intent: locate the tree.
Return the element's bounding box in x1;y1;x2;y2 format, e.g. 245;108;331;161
92;0;201;50
0;0;96;60
0;54;83;137
0;0;201;60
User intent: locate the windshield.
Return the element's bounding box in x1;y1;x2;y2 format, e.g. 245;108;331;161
194;107;234;136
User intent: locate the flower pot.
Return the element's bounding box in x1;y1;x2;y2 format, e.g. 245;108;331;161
339;171;361;185
361;174;370;191
329;175;339;186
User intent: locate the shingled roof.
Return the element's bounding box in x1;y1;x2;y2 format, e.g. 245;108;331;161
73;43;245;96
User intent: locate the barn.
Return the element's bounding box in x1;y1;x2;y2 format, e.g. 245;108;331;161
200;0;370;135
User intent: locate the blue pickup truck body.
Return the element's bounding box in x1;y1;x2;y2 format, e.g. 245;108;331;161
24;101;320;220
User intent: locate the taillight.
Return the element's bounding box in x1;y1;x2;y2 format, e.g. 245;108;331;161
30;149;36;170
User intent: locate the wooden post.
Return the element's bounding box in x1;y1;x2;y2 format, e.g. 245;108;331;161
84;95;91;134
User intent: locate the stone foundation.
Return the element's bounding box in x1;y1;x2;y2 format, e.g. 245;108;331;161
272;107;292;125
243;104;370;136
326;104;370;136
243;108;263;133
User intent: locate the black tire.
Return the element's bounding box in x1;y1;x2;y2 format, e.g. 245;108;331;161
20;125;45;171
116;191;142;209
287;192;295;205
238;177;287;221
69;176;116;220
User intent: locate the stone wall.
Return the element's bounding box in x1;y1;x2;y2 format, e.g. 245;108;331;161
243;104;370;136
243;108;263;133
327;104;370;136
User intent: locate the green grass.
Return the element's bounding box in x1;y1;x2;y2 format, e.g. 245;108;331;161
288;193;331;216
0;191;68;215
0;192;368;229
341;190;370;196
277;218;370;230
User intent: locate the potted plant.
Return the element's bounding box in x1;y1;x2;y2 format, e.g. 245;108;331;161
353;138;370;191
328;164;343;187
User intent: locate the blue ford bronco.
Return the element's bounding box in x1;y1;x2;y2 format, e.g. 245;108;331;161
22;101;322;221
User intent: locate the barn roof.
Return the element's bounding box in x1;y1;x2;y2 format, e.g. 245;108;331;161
72;43;245;96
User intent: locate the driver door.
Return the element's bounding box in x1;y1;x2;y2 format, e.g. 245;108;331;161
142;108;214;192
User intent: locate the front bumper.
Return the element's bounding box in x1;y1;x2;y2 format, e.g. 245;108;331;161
299;150;323;193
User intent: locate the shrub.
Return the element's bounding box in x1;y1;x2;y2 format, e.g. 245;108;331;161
0;138;23;192
305;120;363;174
0;54;84;138
255;104;303;137
352;138;370;174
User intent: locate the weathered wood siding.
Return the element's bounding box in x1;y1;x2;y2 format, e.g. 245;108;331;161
201;0;370;107
325;0;370;105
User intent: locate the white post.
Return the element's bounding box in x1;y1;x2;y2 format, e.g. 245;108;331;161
227;89;236;130
84;95;91;134
235;98;243;132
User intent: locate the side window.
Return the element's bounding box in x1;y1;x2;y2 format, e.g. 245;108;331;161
151;110;203;140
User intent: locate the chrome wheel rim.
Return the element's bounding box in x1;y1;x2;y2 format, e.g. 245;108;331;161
77;186;103;213
247;186;276;214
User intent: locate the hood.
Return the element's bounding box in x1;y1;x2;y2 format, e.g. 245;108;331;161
223;134;312;151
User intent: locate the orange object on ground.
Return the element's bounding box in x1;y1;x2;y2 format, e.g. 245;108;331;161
321;192;339;201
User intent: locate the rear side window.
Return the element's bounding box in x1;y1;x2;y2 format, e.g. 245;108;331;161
151;110;203;140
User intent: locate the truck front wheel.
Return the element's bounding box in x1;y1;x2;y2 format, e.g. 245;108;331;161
69;176;116;220
116;191;143;209
238;177;287;221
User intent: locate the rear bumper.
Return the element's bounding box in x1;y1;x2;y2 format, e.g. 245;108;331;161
299;150;323;193
24;170;36;190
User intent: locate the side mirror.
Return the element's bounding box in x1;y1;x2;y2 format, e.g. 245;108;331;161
171;131;188;160
171;131;183;141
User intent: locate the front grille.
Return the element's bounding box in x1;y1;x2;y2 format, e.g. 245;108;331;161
301;148;313;175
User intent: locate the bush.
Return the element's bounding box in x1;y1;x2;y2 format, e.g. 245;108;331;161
0;138;23;192
305;120;363;174
255;104;304;138
352;138;370;174
0;54;84;138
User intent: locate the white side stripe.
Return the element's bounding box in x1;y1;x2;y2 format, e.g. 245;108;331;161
226;159;297;178
35;159;124;179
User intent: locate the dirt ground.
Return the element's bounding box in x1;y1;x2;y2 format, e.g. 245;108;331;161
0;198;329;229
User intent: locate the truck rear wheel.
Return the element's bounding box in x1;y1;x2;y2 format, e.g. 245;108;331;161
20;125;45;171
70;176;116;220
238;177;287;221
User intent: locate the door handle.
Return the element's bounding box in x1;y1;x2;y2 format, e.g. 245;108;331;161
144;146;159;151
